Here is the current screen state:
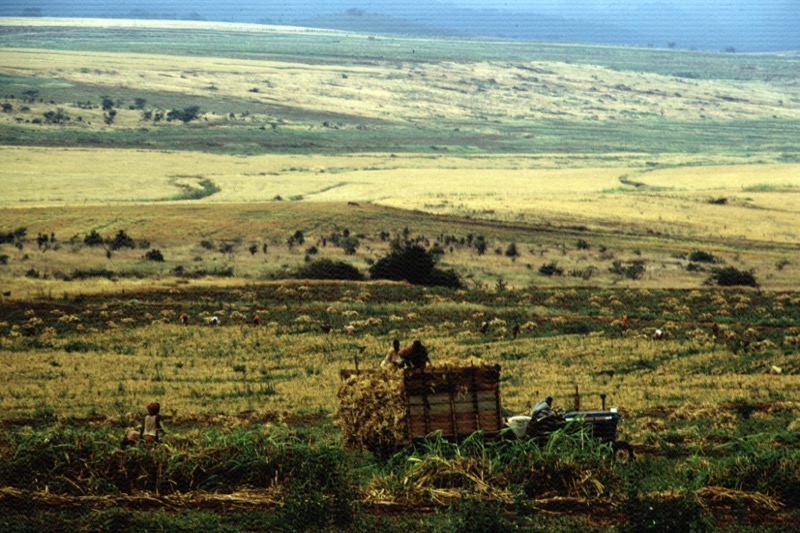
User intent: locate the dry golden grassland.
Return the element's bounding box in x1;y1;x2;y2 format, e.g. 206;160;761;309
3;145;799;241
2;21;798;262
1;199;799;301
2;40;797;126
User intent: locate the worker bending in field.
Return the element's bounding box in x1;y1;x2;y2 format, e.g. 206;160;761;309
141;402;166;443
381;339;403;368
399;339;430;370
121;402;166;448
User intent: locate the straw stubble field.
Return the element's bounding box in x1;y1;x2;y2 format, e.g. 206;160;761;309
1;282;800;530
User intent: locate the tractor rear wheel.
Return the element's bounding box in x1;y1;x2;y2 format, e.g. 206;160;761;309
613;441;634;463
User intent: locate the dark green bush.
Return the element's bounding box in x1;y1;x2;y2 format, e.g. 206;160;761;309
166;105;201;123
109;230;135;251
370;240;462;288
83;229;104;247
504;242;519;258
340;235;360;255
688;250;716;263
66;268;117;280
294;259;364;281
144;249;164;262
610;260;645;280
539;261;563;276
706;266;758;287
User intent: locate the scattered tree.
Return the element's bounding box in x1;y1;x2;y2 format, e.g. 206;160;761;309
504;242;519;258
83;230;104;247
167;105;201;123
340;236;359;255
474;235;488;256
43;108;69;124
109;230;136;250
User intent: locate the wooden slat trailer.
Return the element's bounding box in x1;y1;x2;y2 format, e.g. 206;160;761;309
338;365;503;451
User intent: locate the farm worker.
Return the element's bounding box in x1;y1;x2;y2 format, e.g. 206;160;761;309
400;339;430;370
479;321;489;334
621;312;629;331
141;402;166;444
381;339;403;368
653;329;663;340
180;313;189;325
253;314;260;325
120;428;140;449
344;324;355;335
531;396;553;419
210;316;219;326
511;324;521;338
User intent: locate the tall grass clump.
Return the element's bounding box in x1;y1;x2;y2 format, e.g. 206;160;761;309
392;423;618;505
275;441;361;530
0;424;358;510
706;441;800;507
619;455;716;532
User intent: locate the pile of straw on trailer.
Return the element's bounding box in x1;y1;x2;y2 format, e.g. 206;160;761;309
338;367;408;451
338;359;502;451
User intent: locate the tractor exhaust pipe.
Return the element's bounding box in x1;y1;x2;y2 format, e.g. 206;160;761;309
600;392;607;411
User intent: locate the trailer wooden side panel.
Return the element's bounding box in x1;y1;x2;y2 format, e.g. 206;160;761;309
404;366;502;440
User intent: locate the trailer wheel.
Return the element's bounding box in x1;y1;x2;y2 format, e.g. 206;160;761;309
613;441;634;463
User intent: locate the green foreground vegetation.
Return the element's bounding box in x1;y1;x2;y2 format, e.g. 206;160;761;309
2;419;798;532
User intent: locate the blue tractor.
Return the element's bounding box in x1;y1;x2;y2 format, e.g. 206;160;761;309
507;391;634;462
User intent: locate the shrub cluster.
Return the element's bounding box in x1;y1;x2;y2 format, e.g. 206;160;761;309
706;266;758;287
369;240;462;288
